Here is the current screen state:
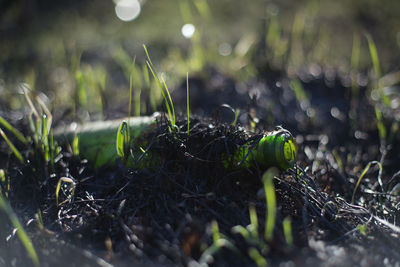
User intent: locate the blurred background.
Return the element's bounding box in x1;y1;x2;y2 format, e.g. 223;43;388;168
1;0;400;124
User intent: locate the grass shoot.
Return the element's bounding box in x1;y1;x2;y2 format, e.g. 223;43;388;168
263;168;278;241
352;161;383;204
143;45;176;127
0;194;40;267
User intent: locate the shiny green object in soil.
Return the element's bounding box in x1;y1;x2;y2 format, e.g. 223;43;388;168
55;116;297;171
225;128;297;171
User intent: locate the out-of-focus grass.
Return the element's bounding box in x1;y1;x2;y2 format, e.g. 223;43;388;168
2;0;400;119
0;194;40;267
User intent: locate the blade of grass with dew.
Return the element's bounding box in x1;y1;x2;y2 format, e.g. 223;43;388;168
0;194;40;266
0;116;28;144
36;95;52;133
0;128;24;164
283;216;293;247
41;114;50;162
352;161;383;203
263;168;278;241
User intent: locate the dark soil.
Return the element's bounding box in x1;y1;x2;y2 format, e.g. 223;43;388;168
1;67;400;267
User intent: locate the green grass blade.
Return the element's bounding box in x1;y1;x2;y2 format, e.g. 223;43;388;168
0;116;28;144
290;79;309;109
56;177;76;206
248;247;268;267
374;106;387;142
72;134;79;157
28;113;39;145
132;65;142;117
42;114;50;162
128;57;136;118
0;194;40;266
49;130;55;169
55;178;62;206
248;204;259;239
193;0;211;20
37;209;44;230
283;216;293;247
0;128;24;164
352;161;382;203
116;121;129;159
75;69;88;108
186;72;190;136
232;109;240;126
0;169;6;197
211;220;220;244
231;225;250;240
0;169;5;184
161;77;176;125
142;63;150;87
145;61;174;125
365;33;381;78
143;44;176;126
143;44;154;67
263;168;278;241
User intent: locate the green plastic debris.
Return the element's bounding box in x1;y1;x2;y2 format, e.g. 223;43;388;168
54;115;157;168
224;127;297;171
55;115;297;171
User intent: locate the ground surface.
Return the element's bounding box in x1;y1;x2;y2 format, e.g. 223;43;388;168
1;1;400;266
1;68;400;267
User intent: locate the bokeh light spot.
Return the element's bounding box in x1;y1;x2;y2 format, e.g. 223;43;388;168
218;43;232;56
181;24;195;39
115;0;141;22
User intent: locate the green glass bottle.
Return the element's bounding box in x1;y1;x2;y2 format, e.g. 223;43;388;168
55;116;297;171
224;128;297;171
